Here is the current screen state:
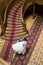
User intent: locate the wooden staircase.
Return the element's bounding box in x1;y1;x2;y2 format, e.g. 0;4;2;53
0;0;29;64
2;0;28;40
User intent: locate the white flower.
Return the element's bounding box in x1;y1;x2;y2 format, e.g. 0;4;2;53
12;40;27;55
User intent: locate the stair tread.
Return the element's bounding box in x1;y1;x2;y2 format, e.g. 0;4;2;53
5;30;25;34
7;23;22;25
4;31;26;36
4;33;27;40
6;27;24;31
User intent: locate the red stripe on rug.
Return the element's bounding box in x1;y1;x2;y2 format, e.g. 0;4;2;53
3;2;23;61
3;20;16;61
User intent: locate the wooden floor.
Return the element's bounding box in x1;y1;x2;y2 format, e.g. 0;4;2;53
0;15;43;65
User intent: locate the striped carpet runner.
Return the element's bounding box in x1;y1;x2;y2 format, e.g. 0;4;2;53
11;16;43;65
0;0;28;62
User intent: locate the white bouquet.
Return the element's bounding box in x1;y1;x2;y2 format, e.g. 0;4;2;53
12;39;27;55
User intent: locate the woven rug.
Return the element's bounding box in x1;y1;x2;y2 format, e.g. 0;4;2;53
11;16;43;65
0;0;27;62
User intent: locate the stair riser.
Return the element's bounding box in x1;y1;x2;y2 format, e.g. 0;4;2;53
7;22;22;25
5;30;25;34
7;14;22;20
6;26;24;31
4;33;27;40
7;20;22;24
8;14;22;20
8;13;21;18
7;17;22;21
4;32;26;39
6;25;23;30
9;9;21;16
10;7;22;14
7;18;21;21
6;27;24;31
7;24;23;27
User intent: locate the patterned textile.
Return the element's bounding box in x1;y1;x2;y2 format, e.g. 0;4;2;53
0;0;27;62
11;16;43;65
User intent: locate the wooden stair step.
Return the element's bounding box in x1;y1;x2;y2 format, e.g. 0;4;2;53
7;18;22;23
7;20;22;23
4;33;27;40
4;32;26;37
8;14;22;20
1;34;27;41
6;27;23;31
7;22;22;26
8;13;22;19
9;10;21;16
7;17;22;21
6;27;24;32
8;14;20;19
7;23;23;26
6;26;24;30
5;30;25;34
7;26;24;30
12;3;22;10
6;26;24;29
5;30;25;35
6;25;23;28
7;19;22;23
9;9;21;14
7;22;22;25
5;29;24;33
